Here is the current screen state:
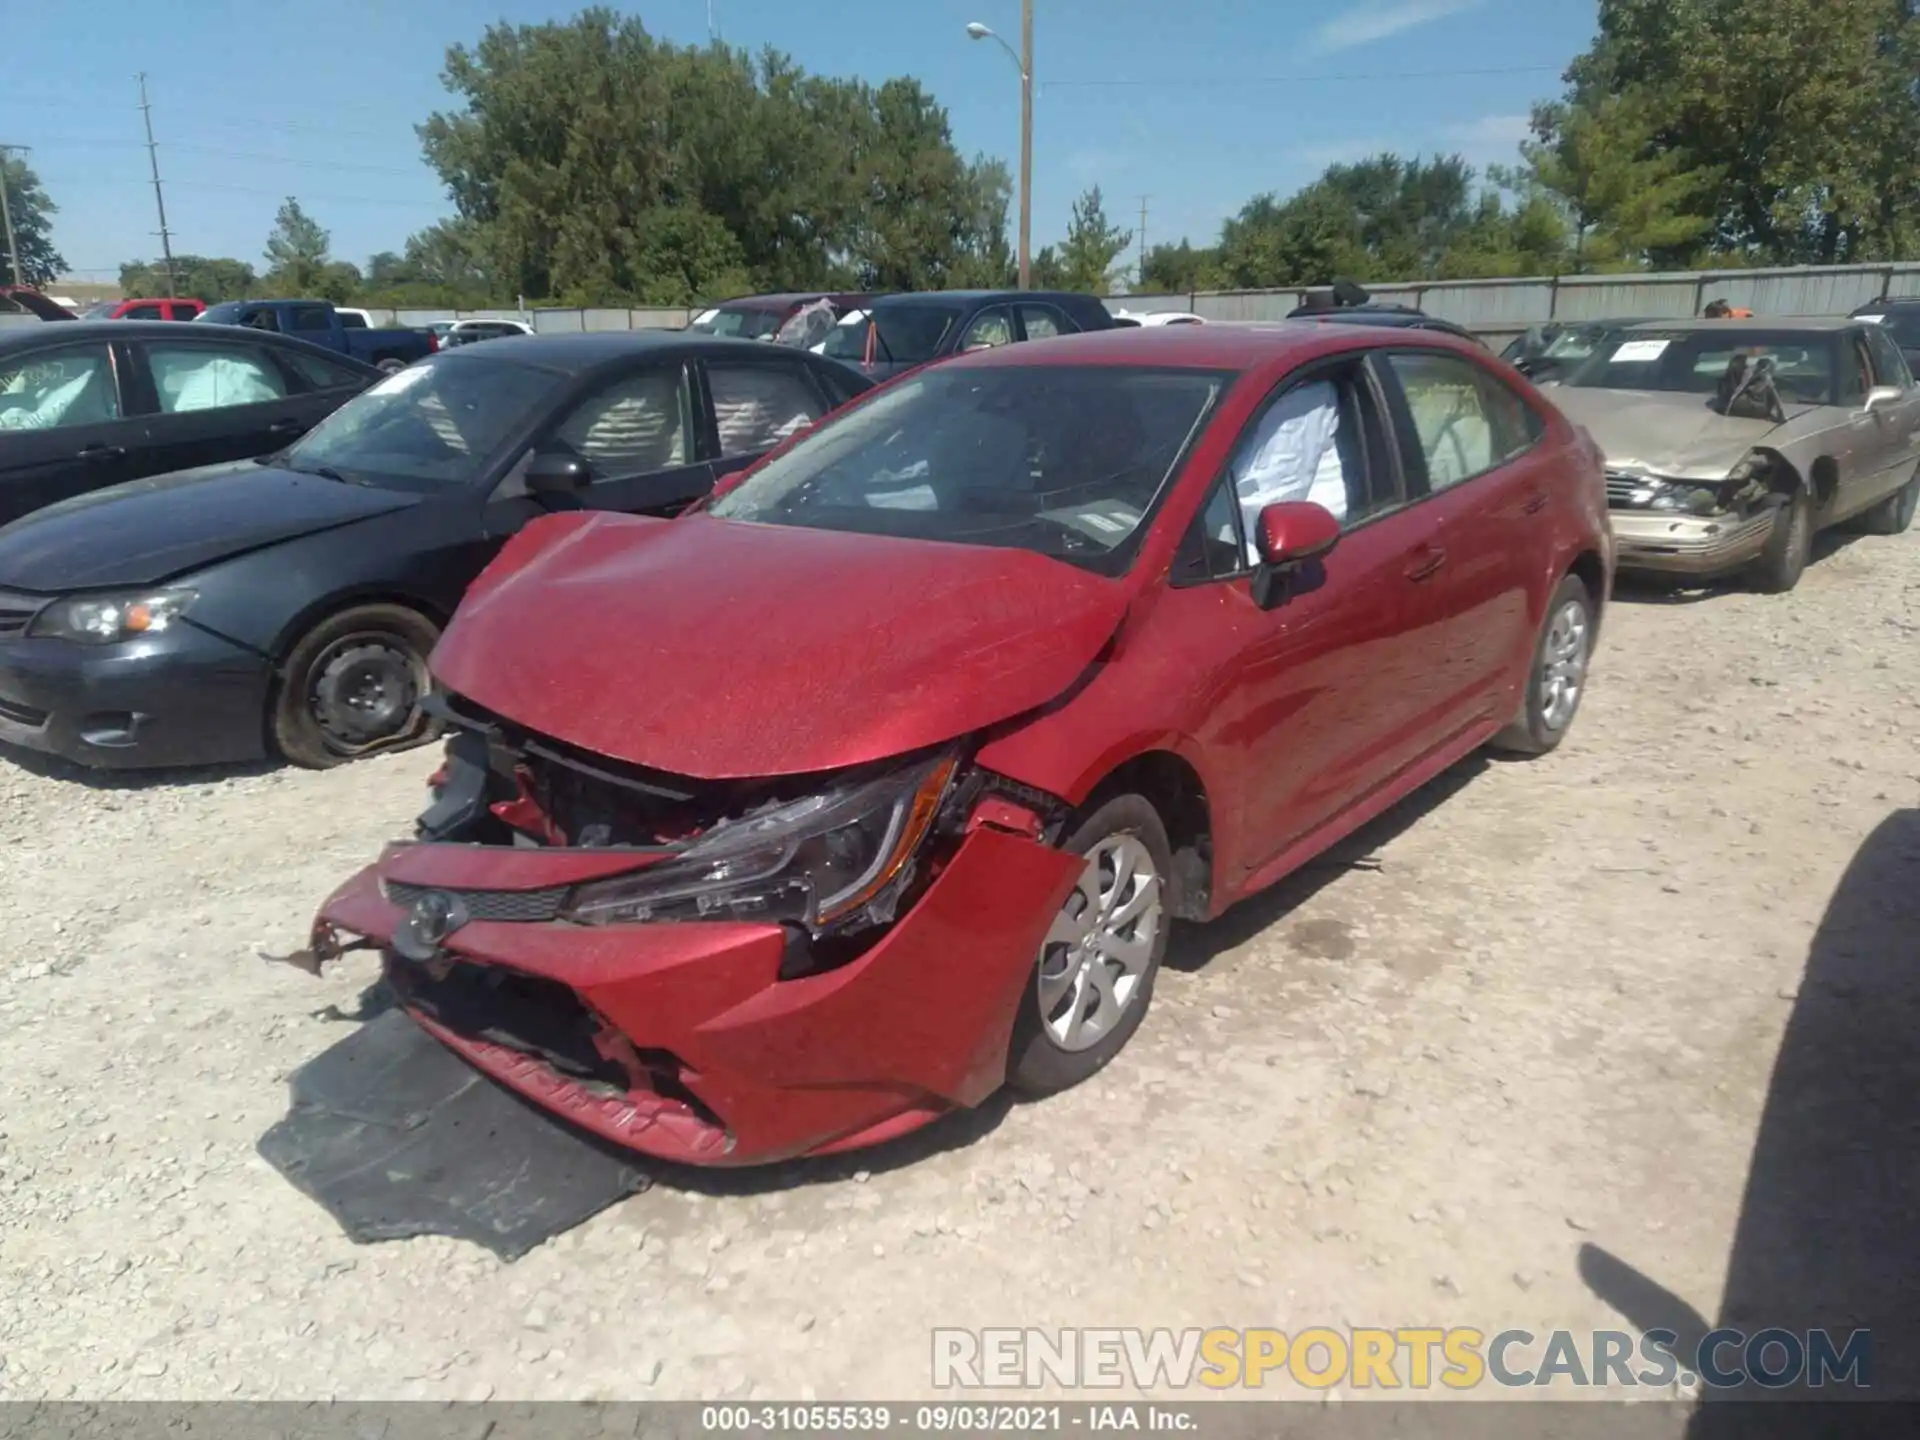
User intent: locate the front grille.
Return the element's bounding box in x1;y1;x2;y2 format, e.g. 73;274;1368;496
384;880;568;922
1604;471;1648;507
0;695;48;727
0;589;46;638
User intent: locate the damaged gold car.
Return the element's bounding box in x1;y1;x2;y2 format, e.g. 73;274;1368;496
1547;319;1920;591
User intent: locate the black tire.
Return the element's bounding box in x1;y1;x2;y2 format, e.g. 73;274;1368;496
1489;573;1594;757
1857;468;1919;537
271;603;441;769
375;358;406;375
1006;794;1173;1097
1750;486;1813;593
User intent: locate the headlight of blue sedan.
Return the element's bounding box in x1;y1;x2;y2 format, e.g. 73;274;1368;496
26;589;198;644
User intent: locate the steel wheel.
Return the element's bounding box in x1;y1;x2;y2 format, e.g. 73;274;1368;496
308;635;428;752
1539;597;1590;734
1036;833;1163;1053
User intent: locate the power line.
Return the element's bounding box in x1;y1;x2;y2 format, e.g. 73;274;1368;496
136;73;177;294
23;136;428;177
1041;62;1565;90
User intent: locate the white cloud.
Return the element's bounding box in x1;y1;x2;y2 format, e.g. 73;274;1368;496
1312;0;1486;55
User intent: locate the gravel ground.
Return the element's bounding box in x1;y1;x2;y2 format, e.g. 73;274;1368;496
1;525;1916;1404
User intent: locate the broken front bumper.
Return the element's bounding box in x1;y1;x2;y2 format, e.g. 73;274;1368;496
1608;508;1775;578
309;827;1084;1167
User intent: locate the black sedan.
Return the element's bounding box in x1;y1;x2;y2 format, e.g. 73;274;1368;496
0;320;380;527
815;289;1117;379
0;332;870;771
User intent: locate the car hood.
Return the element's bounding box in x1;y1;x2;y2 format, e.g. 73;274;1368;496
430;511;1131;780
1546;386;1825;481
0;462;420;591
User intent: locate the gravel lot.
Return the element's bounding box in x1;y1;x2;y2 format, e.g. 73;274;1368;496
2;525;1916;1403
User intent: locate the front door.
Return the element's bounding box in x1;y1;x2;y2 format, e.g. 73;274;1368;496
1857;323;1920;507
520;360;715;519
0;339;143;525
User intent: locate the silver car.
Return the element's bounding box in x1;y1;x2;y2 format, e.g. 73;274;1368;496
1547;319;1920;590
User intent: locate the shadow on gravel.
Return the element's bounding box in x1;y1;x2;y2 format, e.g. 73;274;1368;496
0;738;283;790
1164;755;1488;974
1578;808;1920;1430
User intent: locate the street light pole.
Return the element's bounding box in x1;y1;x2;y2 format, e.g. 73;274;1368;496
966;4;1034;290
0;145;24;289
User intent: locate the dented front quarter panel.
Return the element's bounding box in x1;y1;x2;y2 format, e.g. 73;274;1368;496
430;512;1131;780
309;826;1085;1166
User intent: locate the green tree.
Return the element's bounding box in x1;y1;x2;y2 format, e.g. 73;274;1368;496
1;156;67;286
120;255;257;302
261;197;337;296
1056;186;1132;295
1139;240;1214;293
1539;0;1920;264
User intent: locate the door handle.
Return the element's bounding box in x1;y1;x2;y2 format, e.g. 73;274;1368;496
1523;491;1549;514
75;444;126;463
1404;545;1447;581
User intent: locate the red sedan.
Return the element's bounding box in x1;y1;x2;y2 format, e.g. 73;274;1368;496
301;323;1613;1166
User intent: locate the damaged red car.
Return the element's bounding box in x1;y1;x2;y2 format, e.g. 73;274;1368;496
301;323;1613;1167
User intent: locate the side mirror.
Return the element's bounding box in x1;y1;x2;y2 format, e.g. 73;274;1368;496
1254;501;1341;566
1864;384;1904;413
525;449;592;498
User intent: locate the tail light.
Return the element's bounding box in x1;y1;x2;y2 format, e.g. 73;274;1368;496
426;332;439;352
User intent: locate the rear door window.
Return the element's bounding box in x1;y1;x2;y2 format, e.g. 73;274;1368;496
1382;351;1539;491
1017;303;1073;339
551;363;694;480
122;304;164;320
281;348;372;392
286;305;333;335
1863;325;1914;389
707;361;827;458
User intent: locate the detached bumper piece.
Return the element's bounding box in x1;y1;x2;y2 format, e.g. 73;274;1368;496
256;1008;651;1260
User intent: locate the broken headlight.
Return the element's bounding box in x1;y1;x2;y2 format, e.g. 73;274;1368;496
561;752;958;932
1619;478;1725;515
27;588;197;644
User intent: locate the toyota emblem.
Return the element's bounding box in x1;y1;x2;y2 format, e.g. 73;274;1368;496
393;889;469;963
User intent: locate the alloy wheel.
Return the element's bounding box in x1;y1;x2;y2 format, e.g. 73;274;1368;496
1036;834;1164;1053
1540;598;1590;733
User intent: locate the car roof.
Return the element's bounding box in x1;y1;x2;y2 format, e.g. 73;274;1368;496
1620;316;1858;334
937;319;1480;372
868;289;1090;307
428;330;836;375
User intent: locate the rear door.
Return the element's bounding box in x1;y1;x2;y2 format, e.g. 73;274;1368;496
125;333;335;476
538;359;715;516
700;354;835;485
0;336;144;524
1374;347;1548;739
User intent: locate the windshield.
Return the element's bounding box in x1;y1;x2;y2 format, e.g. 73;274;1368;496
82;302;119;320
821;303;963;365
1562;329;1839;406
692;306;784;340
280;354;565;489
706;364;1229;574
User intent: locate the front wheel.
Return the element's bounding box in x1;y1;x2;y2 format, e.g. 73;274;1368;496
1750;486;1813;593
375;358;407;375
1490;573;1593;757
1857;468;1919;537
271;603;441;769
1006;794;1172;1097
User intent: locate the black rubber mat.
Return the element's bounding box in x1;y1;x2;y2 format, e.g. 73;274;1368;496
257;1009;651;1260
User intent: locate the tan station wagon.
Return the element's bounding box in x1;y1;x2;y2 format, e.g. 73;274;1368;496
1546;319;1920;590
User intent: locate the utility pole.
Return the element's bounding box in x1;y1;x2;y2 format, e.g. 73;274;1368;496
136;73;177;295
1018;0;1033;290
1137;194;1149;290
0;143;25;288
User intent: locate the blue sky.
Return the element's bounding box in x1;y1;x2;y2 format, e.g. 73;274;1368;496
4;0;1597;285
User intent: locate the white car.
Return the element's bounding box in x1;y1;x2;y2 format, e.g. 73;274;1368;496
443;318;536;347
1111;309;1207;327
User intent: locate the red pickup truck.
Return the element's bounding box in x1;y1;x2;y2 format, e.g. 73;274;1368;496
81;297;205;321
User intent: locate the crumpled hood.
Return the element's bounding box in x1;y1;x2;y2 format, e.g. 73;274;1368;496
430;511;1130;780
0;462;419;591
1547;386;1817;481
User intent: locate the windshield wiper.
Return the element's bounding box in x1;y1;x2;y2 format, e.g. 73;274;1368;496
284;461;362;485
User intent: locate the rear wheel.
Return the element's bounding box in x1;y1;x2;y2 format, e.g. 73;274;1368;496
1857;468;1919;537
375;358;407;375
271;604;441;769
1490;574;1593;757
1006;795;1172;1097
1751;486;1813;593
